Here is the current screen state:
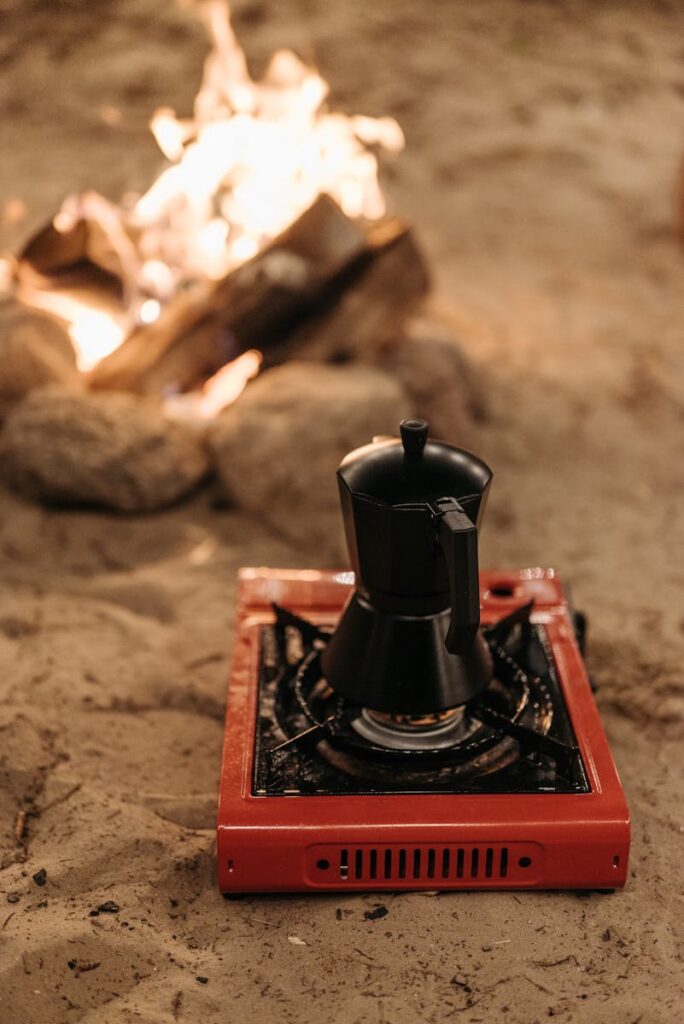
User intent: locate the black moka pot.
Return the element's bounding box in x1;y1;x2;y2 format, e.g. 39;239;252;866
321;419;494;715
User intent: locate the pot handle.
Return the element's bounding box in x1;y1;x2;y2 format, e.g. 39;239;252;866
431;497;480;654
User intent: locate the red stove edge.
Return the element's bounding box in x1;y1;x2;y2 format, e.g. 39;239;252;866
216;568;631;893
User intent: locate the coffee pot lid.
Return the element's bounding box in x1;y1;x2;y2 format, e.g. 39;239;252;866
338;419;492;507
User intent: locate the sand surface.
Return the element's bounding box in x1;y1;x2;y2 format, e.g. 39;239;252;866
1;1;683;1021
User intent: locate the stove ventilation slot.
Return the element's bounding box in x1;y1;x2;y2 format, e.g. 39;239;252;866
337;845;510;883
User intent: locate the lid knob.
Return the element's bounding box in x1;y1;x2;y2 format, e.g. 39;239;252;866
400;418;429;458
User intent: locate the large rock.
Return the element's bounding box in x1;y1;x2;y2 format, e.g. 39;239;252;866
0;303;81;419
208;362;412;557
370;316;485;446
0;387;210;511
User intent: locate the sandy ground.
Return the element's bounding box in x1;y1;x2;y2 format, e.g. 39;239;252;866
1;1;684;1021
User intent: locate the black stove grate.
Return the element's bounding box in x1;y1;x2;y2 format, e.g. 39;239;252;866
252;603;590;797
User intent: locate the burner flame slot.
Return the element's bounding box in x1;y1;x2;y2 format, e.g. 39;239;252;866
398;849;407;879
354;849;363;879
413;849;422;879
456;849;465;878
384;849;392;879
339;848;348;880
441;849;450;879
500;847;509;877
369;848;378;880
485;848;494;878
471;848;479;878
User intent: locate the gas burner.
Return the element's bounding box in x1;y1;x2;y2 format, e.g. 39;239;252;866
352;706;472;750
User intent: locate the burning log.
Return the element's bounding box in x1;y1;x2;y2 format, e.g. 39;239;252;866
19;192;135;284
87;199;428;396
275;218;429;365
87;196;370;395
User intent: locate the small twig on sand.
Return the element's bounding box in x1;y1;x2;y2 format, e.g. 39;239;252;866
14;810;27;842
172;991;183;1021
37;782;82;815
531;955;579;969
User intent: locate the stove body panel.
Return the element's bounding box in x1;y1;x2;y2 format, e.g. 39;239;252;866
216;569;630;892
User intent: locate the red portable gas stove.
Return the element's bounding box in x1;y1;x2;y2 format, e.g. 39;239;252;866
216;422;630;893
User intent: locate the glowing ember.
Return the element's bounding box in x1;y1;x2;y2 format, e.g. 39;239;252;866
197;349;263;418
16;289;127;372
14;0;404;405
164;350;263;423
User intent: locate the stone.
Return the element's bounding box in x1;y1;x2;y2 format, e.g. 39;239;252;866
0;387;210;512
208;362;411;558
369;316;485;446
0;302;81;419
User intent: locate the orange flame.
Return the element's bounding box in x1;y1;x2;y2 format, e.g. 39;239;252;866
133;0;403;292
164;350;263;423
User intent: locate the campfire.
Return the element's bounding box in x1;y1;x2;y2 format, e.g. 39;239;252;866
0;1;480;541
